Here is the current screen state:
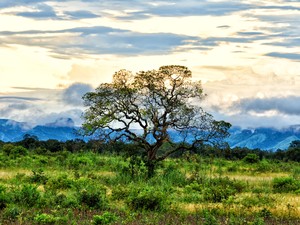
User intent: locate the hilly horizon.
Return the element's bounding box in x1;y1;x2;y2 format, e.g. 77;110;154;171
0;118;299;150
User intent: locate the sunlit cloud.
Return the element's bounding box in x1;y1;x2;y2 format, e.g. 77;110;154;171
0;0;299;128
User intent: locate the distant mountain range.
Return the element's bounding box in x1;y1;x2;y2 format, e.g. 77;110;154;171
227;126;300;150
0;118;78;142
0;118;299;150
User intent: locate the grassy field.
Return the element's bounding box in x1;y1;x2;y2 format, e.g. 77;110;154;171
0;146;300;224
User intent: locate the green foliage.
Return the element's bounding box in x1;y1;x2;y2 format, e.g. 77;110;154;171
46;173;74;190
161;162;187;187
111;184;130;200
29;168;48;184
203;210;220;225
203;177;245;203
11;184;41;207
243;153;260;164
252;216;265;225
272;177;300;193
92;212;119;225
126;185;167;211
67;155;93;170
237;194;274;208
1;142;300;224
0;184;8;210
2;205;22;220
258;208;272;219
34;213;68;224
77;185;108;209
2;144;28;158
34;213;57;224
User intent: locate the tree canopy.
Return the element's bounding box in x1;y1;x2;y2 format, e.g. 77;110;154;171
82;65;231;176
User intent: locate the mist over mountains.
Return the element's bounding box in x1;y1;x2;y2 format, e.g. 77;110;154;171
0;118;299;150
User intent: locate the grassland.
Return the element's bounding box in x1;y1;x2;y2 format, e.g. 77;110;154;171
0;145;300;224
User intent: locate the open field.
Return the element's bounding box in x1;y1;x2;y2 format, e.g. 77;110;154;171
0;146;300;224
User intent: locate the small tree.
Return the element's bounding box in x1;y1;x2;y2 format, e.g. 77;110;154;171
82;65;231;177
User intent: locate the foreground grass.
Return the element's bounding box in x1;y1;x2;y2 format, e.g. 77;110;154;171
0;149;300;224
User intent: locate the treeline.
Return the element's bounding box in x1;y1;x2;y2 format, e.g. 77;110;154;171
0;135;299;162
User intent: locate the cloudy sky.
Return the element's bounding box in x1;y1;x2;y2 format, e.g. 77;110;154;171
0;0;299;128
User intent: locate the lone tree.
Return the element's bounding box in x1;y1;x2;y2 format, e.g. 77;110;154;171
82;65;231;177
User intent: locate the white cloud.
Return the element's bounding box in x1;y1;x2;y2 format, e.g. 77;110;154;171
0;0;300;128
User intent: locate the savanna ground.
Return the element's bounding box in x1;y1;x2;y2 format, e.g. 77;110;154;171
0;144;300;224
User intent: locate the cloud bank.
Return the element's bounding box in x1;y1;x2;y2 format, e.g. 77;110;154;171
0;0;299;129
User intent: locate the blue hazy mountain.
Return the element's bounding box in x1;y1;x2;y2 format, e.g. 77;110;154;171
226;126;300;150
0;118;299;150
0;118;78;142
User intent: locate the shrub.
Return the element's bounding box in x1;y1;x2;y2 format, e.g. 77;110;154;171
2;144;15;155
111;185;130;200
161;163;187;187
34;213;57;224
3;205;22;220
12;184;41;207
67;155;93;170
126;185;167;211
258;208;272;219
243;153;260;164
0;185;8;210
203;210;220;225
46;174;73;190
203;177;245;203
2;144;28;158
34;213;68;225
77;185;108;209
92;212;119;225
272;177;300;193
29;168;48;184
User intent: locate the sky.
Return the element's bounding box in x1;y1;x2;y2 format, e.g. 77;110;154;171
0;0;300;128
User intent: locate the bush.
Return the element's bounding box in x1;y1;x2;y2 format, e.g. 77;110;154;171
111;185;130;200
203;210;220;225
272;177;300;193
93;212;119;225
77;185;108;209
126;185;167;211
34;213;68;225
12;184;41;207
243;153;260;164
0;185;8;210
46;174;73;190
3;205;22;220
203;177;245;203
67;155;93;170
2;144;28;158
34;213;57;224
29;168;48;184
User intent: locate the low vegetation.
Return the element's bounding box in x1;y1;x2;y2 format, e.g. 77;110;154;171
0;140;300;224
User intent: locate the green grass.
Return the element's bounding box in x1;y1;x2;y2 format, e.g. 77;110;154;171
0;149;300;224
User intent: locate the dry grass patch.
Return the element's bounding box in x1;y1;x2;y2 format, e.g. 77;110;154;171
0;169;31;180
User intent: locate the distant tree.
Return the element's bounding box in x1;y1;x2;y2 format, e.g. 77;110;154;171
286;140;300;162
82;65;231;177
19;134;39;149
42;139;63;152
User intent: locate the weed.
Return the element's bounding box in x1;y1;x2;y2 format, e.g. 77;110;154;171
3;205;22;221
203;177;245;203
92;212;119;225
126;185;167;211
272;177;300;193
11;184;41;207
203;210;220;225
0;184;8;210
29;168;48;184
46;173;73;190
77;185;108;209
